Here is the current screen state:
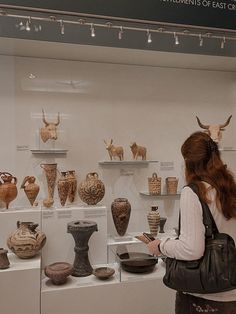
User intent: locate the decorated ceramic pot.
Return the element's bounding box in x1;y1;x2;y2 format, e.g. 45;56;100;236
78;172;105;205
21;176;39;206
0;172;17;209
57;172;70;206
7;221;46;259
40;163;57;199
67;170;77;203
111;198;131;236
147;205;160;237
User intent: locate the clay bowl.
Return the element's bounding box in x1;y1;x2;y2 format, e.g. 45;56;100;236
93;267;115;280
119;252;157;273
44;262;73;285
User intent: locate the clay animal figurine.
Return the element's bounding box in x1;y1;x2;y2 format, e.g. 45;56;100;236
196;115;232;143
40;109;60;143
130;142;147;160
104;139;124;161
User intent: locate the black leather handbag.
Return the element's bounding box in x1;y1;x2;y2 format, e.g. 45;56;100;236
163;183;236;293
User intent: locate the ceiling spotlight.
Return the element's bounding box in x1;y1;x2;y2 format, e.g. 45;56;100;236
174;32;179;45
60;20;65;35
199;34;203;47
25;17;31;32
78;18;86;25
34;24;42;32
118;26;124;40
106;22;113;28
221;36;226;49
90;23;96;37
28;73;36;79
147;29;152;44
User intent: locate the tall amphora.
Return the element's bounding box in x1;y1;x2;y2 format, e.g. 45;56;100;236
40;163;57;199
67;170;77;203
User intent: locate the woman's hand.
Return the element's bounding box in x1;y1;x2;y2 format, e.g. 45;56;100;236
147;239;162;256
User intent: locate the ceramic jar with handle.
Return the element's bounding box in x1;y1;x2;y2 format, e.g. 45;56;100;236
7;221;46;259
78;172;105;205
21;176;40;206
0;172;17;209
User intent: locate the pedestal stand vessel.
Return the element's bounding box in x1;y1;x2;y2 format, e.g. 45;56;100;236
67;220;98;277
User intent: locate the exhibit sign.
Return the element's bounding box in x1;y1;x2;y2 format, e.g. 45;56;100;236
0;0;235;30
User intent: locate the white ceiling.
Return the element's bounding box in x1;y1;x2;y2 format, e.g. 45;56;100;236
0;37;236;72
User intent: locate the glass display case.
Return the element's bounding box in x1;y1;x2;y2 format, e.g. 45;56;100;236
0;3;235;314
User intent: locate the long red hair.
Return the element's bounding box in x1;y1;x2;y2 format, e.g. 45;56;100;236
181;131;236;219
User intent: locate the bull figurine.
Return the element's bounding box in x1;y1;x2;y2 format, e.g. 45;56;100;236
40;109;60;143
104;139;124;161
130;142;147;160
196;115;232;143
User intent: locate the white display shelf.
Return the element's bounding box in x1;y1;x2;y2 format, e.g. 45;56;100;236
42;261;166;288
119;261;166;283
0;206;41;214
30;149;68;154
139;191;181;198
42;263;119;292
107;230;176;246
41;261;175;314
99;160;158;166
219;148;236;151
2;253;41;272
0;253;41;314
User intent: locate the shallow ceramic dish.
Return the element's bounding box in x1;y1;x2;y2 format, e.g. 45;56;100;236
119;252;157;273
93;267;115;280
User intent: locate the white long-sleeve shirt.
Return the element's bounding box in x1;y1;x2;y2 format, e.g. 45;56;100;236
160;183;236;301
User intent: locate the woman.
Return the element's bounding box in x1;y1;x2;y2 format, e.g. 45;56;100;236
148;131;236;313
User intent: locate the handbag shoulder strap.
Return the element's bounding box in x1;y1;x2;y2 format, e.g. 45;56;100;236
187;183;219;237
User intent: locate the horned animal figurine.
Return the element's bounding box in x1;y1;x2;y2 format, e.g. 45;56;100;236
104;139;124;161
40;109;60;143
196;115;232;143
130;142;147;160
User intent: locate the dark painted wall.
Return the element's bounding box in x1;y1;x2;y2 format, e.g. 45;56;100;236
0;0;236;30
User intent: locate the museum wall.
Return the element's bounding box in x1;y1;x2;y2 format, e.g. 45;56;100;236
0;54;235;235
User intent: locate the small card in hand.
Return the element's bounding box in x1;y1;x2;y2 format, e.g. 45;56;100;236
135;232;155;243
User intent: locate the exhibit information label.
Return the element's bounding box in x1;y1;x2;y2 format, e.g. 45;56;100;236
0;0;235;30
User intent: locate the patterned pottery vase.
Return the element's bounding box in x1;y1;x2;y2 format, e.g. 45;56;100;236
78;172;105;205
166;177;178;195
0;172;17;209
7;221;46;259
147;205;161;237
44;262;73;285
21;176;40;206
40;163;57;199
57;172;70;207
67;170;77;203
111;198;131;236
0;248;10;269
